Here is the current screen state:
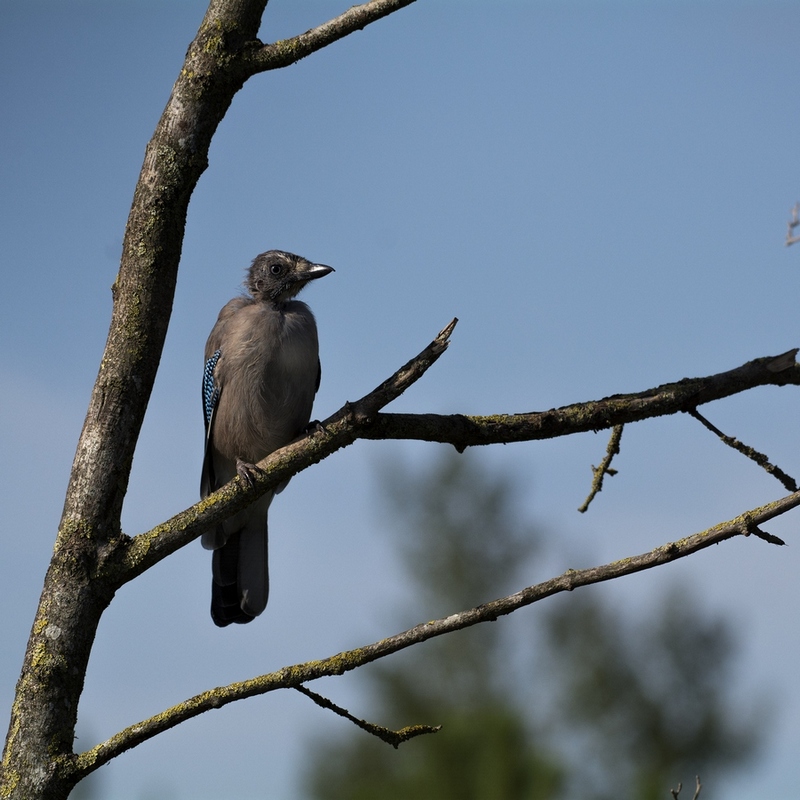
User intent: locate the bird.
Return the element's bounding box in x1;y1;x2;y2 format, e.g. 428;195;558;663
200;250;333;626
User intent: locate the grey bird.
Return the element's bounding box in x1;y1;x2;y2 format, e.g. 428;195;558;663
200;250;333;626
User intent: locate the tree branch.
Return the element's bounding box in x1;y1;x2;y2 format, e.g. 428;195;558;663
71;489;798;779
688;408;798;492
358;348;800;447
786;202;800;246
672;775;702;800
111;341;799;584
294;685;441;748
5;0;794;792
578;424;623;513
243;0;418;75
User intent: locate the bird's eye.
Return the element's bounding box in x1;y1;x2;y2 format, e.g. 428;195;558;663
270;264;282;276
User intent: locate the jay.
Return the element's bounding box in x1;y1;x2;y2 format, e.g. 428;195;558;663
201;250;333;626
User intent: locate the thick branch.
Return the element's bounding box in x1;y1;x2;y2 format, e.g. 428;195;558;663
72;488;799;778
3;5;272;794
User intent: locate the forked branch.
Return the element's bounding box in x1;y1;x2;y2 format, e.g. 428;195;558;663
294;685;441;748
672;775;703;800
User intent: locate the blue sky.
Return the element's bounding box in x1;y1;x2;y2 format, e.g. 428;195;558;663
2;1;800;798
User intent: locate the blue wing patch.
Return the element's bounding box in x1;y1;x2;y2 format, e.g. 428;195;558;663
201;349;222;498
203;349;222;429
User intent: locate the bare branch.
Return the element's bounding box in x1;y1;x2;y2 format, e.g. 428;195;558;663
688;408;798;492
7;0;794;789
672;777;702;800
359;348;800;447
72;489;799;778
294;685;440;748
114;341;798;583
578;424;623;513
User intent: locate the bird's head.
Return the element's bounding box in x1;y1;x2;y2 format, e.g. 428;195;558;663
246;250;334;304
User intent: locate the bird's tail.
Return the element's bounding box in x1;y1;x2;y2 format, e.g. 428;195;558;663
210;493;272;627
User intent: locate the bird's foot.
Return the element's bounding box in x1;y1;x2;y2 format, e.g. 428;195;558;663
235;458;262;488
303;419;326;436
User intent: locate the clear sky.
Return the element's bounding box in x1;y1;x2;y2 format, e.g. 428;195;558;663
2;1;800;798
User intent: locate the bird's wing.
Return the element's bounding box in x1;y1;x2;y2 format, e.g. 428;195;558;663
200;348;222;497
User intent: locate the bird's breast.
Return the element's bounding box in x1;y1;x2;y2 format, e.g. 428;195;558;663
211;302;320;462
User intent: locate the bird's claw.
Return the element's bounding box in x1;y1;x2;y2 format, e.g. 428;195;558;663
235;458;262;488
303;419;326;436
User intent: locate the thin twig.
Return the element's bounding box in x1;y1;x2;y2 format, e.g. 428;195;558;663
671;776;701;799
578;424;624;512
688;408;798;492
787;203;800;246
294;684;440;748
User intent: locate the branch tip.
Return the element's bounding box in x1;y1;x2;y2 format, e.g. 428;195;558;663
744;522;786;546
766;348;798;372
438;317;458;341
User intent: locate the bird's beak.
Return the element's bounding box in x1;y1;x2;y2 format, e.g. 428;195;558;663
304;263;334;281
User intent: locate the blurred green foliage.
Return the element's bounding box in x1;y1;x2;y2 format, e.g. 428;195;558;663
305;451;764;800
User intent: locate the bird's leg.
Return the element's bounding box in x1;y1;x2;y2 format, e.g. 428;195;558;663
235;458;263;488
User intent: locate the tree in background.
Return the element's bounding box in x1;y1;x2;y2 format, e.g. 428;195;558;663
306;452;564;800
542;589;762;800
306;452;764;800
